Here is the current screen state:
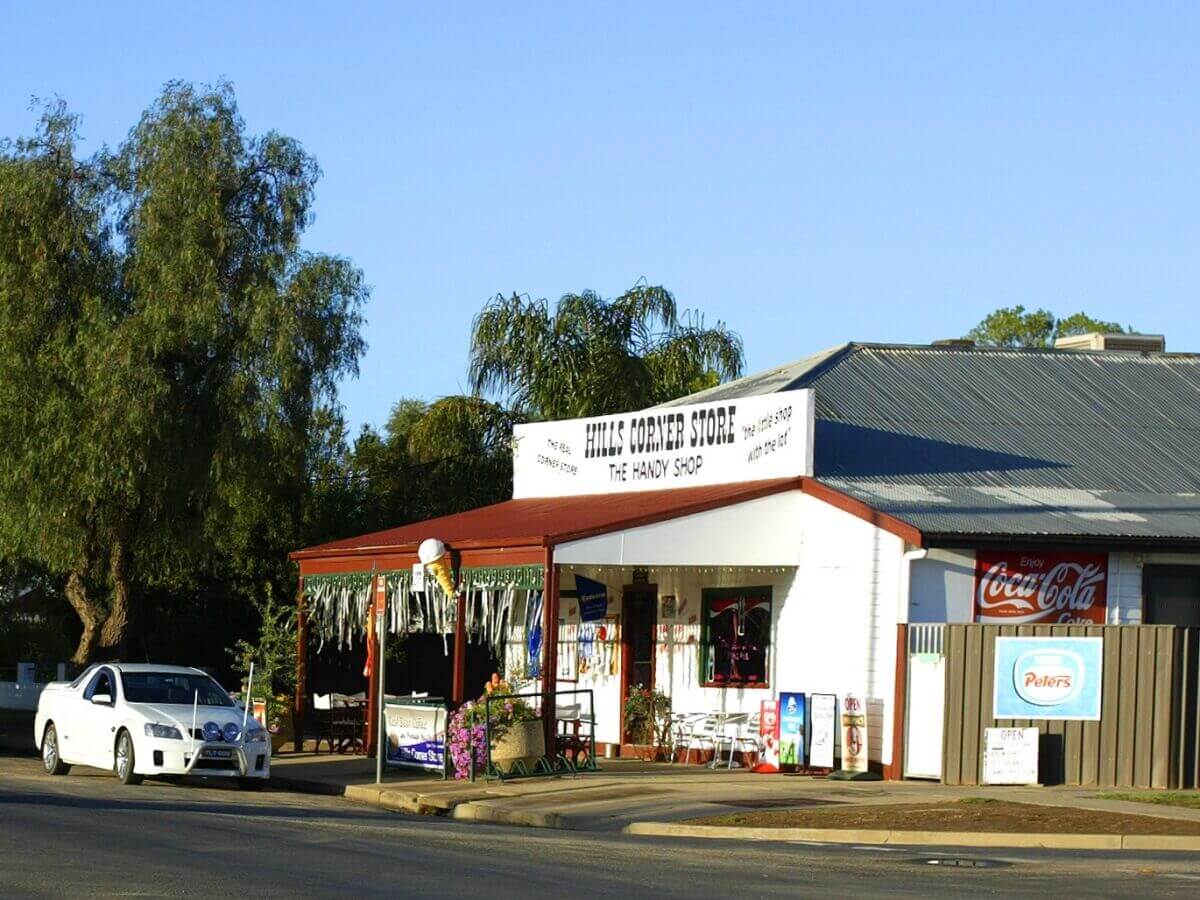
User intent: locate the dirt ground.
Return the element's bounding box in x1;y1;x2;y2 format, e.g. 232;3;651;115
688;798;1200;835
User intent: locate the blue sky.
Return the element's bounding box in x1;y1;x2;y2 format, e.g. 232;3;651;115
3;3;1198;433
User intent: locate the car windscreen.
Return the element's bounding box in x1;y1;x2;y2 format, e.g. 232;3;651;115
120;672;234;707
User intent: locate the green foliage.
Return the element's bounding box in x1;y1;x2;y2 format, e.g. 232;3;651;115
469;282;745;419
967;305;1131;348
228;584;296;731
622;684;671;746
0;82;367;663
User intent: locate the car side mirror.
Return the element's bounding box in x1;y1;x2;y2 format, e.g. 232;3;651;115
91;693;112;706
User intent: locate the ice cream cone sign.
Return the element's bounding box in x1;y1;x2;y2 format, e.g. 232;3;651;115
418;538;458;600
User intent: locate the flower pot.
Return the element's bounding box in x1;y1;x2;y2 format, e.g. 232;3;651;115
490;719;545;774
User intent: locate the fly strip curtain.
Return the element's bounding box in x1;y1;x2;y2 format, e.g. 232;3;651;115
305;565;545;657
303;573;375;651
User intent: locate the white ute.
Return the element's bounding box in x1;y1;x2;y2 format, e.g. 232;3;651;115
35;663;271;789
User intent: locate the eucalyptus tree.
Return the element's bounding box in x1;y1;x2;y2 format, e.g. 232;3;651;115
0;83;366;662
966;306;1130;348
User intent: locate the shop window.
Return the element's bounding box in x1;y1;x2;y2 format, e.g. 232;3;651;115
701;587;771;688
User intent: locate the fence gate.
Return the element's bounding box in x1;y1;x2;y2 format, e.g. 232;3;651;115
904;624;945;780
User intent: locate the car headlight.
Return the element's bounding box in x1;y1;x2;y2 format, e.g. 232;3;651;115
144;723;183;740
245;728;269;743
222;722;242;744
202;721;222;742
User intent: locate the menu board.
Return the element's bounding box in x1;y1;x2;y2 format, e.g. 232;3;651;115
808;693;836;769
983;727;1039;785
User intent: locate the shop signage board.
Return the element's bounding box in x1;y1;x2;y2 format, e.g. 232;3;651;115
808;693;836;769
993;636;1103;720
778;692;806;769
512;391;814;498
574;575;608;622
411;562;425;593
840;693;868;773
983;727;1039;785
384;701;448;772
974;550;1108;625
753;699;780;773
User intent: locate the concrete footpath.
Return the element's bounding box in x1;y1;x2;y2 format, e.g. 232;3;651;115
267;753;1200;850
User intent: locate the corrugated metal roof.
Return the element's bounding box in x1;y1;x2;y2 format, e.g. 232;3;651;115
292;478;802;557
700;342;1200;541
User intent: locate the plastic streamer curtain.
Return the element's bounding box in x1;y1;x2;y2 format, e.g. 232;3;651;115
303;573;374;652
305;565;545;659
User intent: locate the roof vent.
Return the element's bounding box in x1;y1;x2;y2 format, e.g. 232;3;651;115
1053;332;1165;353
932;339;976;348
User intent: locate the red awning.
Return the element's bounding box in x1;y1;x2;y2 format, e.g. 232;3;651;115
292;478;803;561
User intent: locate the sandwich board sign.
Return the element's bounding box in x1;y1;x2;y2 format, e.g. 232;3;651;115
385;701;447;773
983;727;1039;785
778;692;806;769
808;693;836;769
840;693;868;773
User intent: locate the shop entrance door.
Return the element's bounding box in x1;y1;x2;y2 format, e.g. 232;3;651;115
621;588;657;743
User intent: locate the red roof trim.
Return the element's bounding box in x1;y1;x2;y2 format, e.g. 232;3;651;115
290;476;923;565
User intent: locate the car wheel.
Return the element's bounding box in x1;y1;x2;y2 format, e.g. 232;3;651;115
114;730;143;785
41;723;71;776
238;777;266;791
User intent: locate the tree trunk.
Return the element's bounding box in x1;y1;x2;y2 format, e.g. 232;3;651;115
66;569;105;665
99;538;133;659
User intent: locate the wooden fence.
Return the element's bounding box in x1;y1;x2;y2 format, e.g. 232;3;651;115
940;624;1200;789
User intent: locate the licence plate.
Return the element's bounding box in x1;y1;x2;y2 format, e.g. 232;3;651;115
202;748;233;759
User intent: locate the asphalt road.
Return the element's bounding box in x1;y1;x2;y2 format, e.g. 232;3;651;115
4;757;1200;898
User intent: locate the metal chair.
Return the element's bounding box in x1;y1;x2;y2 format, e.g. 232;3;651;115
710;712;751;769
680;713;722;765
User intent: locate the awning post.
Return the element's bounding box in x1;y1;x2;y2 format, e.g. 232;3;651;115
292;578;307;753
541;546;559;756
452;551;467;705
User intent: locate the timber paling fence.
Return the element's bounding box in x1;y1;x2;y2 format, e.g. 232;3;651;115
939;624;1200;789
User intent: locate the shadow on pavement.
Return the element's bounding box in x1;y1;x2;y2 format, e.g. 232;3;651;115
0;785;390;823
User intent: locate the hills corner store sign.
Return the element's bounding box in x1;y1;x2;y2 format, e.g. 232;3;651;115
512;390;815;498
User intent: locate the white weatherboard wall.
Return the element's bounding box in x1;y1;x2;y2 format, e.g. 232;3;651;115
553;491;906;765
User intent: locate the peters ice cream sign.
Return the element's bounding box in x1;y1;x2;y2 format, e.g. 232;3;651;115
993;637;1103;720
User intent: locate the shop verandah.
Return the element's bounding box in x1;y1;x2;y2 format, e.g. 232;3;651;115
287;478;810;765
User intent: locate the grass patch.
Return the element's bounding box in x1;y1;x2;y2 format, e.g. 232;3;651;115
687;798;1200;835
1095;792;1200;810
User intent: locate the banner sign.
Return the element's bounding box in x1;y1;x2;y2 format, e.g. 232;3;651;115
384;702;447;772
753;699;780;773
840;693;868;773
779;692;806;769
974;550;1108;625
983;727;1039;785
994;636;1103;720
512;391;814;498
808;693;836;769
574;575;609;622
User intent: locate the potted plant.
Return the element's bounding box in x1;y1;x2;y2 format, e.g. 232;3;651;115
622;685;671;760
447;674;542;778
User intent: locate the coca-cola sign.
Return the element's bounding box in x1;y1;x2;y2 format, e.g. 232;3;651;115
974;551;1108;625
